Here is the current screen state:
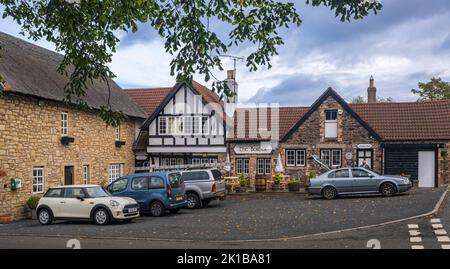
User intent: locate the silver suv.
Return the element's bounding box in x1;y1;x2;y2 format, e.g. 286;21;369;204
180;169;226;209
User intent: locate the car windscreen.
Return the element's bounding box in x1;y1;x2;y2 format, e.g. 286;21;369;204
85;187;110;198
168;173;183;188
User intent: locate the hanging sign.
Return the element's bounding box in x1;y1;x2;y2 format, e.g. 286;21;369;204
233;144;273;155
357;144;373;149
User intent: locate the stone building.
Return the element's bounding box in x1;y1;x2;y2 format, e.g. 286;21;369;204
0;32;147;219
228;81;450;188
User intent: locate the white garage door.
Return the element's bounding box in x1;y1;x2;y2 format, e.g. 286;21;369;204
418;151;435;188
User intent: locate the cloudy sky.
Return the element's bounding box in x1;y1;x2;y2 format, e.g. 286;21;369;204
1;1;450;106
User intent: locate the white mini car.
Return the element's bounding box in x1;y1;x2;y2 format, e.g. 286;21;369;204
36;185;140;225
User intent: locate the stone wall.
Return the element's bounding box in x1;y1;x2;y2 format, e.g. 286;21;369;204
281;96;382;181
0;93;138;219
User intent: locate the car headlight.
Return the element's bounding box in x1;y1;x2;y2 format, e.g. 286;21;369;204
109;200;120;208
403;178;410;184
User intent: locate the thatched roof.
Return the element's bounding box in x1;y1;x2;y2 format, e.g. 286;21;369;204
0;32;147;119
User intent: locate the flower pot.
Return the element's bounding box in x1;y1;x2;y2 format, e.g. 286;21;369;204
234;186;247;193
288;183;301;192
271;184;282;191
31;209;37;220
0;214;14;224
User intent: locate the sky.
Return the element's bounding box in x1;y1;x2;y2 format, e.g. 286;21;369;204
1;1;450;106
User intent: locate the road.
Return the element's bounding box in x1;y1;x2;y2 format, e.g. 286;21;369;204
0;188;448;249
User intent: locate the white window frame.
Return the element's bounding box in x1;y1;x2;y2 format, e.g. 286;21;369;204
286;149;305;167
202;116;209;135
61;112;69;136
321;149;342;168
193;117;200;134
257;158;271;175
286;150;296;167
325;110;338;139
82;165;90;184
115;125;120;141
108;163;123;183
191;158;201;165
159;117;167;135
236;158;249;174
184;116;193;135
33;167;44;194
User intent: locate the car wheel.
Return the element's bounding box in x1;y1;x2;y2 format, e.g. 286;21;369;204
380;183;396;197
37;208;53;225
202;198;212;207
322;186;337;200
186;193;200;209
150;201;165;217
169;208;180;214
93;208;110;225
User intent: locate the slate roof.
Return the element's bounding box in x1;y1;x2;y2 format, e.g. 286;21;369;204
0;32;147;119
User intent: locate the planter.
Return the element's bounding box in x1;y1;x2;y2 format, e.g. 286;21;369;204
255;178;267;192
0;214;14;224
271;184;282;191
30;209;37;220
288;183;301;192
234;186;247;193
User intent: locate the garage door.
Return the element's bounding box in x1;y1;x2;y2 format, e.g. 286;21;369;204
384;144;437;186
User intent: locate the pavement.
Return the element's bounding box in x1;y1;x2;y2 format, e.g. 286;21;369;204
0;187;448;248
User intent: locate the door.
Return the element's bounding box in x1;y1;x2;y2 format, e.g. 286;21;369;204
418;151;435;187
129;176;150;209
59;188;91;218
64;166;74;185
328;168;352;193
351;168;378;192
357;149;373;169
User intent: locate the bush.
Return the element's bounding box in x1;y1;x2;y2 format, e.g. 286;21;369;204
239;173;247;187
288;180;300;185
307;171;316;180
26;196;41;209
273;172;282;185
100;179;108;187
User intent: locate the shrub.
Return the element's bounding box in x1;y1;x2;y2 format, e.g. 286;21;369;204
239;173;247;187
100;179;108;187
26;196;41;210
288;180;300;185
273;172;281;185
307;171;316;180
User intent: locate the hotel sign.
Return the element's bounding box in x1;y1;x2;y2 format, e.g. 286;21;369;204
357;144;373;149
233;144;273;155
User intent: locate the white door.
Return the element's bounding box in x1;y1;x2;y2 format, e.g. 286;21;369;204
418;151;435;188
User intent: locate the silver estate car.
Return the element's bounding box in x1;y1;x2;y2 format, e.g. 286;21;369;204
307;167;412;200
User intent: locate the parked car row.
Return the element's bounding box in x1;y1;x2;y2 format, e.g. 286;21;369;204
36;169;226;225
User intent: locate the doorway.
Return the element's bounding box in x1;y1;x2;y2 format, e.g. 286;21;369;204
64;166;74;185
418;151;436;188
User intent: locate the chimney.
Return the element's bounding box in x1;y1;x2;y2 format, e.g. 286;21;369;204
367;75;377;103
225;70;238;104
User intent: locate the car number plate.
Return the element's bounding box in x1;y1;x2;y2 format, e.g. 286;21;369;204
176;196;183;201
128;208;138;213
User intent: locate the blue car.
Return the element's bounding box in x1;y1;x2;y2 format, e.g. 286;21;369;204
107;171;187;217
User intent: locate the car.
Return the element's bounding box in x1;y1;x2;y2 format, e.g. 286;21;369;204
107;171;187;217
36;185;140;225
306;167;412;200
180;169;226;209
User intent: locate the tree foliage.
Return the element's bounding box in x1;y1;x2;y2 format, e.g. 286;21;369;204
0;0;382;125
411;77;450;101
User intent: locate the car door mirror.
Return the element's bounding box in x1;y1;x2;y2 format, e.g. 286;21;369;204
76;196;85;201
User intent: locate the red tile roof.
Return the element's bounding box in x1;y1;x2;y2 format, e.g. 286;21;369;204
350;100;450;141
124;81;222;116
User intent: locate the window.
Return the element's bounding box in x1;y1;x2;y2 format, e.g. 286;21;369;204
181;171;210;181
33;167;44;194
257;159;271;175
358;150;373;169
191;158;201;165
328;169;350;178
168;117;175;134
149;176;164;189
176;117;183;134
236;158;250;174
115;126;120;141
44;188;63;198
61;112;68;136
325;110;338;139
321;149;342;168
109;164;124;182
184;117;193;134
132;177;149;190
169;173;182;188
202;116;209;135
286;150;306;167
65;188;85;198
82;165;89;185
159;117;167;135
352;168;372;178
109;177;128;192
193;117;200;134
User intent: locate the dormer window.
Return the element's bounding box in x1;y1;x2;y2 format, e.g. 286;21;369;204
325;110;338;139
61;112;69;136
